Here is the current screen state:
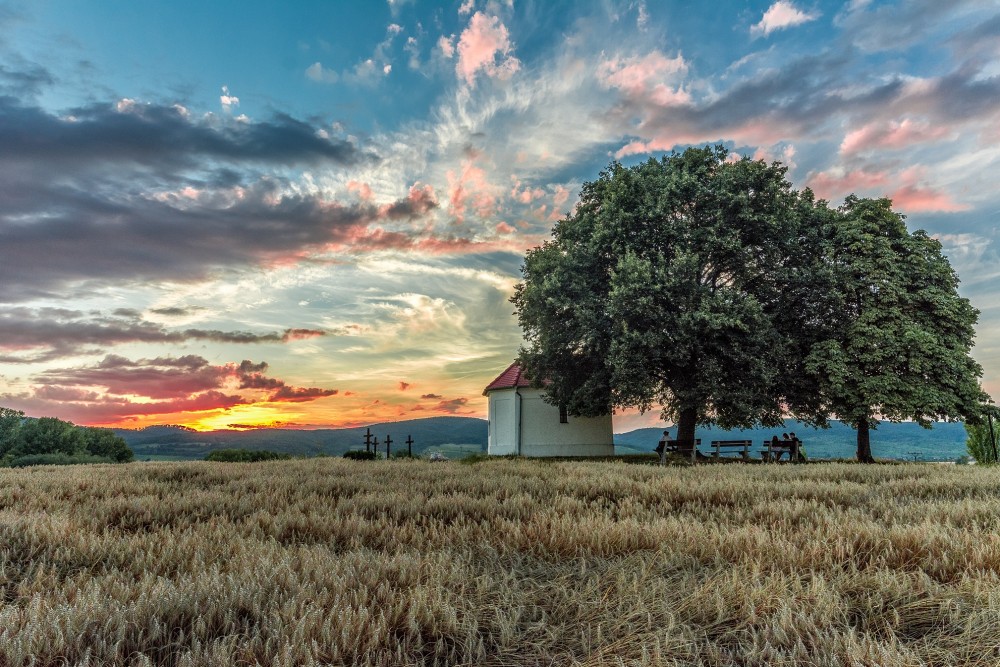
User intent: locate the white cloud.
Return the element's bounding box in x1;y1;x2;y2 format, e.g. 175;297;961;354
219;85;239;112
305;62;339;83
751;1;820;37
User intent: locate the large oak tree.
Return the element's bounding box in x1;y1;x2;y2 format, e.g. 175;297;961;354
512;146;828;454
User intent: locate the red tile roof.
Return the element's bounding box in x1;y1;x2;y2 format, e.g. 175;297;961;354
483;362;532;394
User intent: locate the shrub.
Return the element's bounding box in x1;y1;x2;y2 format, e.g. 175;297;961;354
391;450;417;459
965;422;998;464
8;453;115;467
343;450;377;461
204;448;291;462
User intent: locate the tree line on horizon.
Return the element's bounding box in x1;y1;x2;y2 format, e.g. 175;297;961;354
0;407;134;467
513;145;987;462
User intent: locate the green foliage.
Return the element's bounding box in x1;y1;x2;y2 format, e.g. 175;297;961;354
391;450;417;459
0;409;134;466
81;428;134;462
204;448;292;462
342;450;377;461
965;422;998;464
12;416;85;457
0;407;25;456
513;149;984;465
803;196;986;461
512;146;829;446
9;453;117;468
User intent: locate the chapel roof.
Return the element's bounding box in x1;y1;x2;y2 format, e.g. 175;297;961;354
483;362;532;395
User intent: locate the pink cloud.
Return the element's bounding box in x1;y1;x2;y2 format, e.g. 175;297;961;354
347;180;374;201
495;222;516;234
3;354;340;425
598;51;689;106
806;168;890;200
447;159;495;222
752;143;797;170
510;180;545;204
377;182;439;220
806;164;968;212
438;35;455;58
456;12;521;86
889;185;969;213
840;118;951;155
552;185;570;207
751;1;819;37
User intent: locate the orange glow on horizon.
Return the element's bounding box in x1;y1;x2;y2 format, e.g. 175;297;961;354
87;395;489;431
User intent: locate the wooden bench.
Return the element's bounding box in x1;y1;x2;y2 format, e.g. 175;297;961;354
760;439;804;462
709;440;752;461
656;439;702;462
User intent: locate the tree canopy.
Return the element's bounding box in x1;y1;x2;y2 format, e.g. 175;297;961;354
0;408;133;466
513;146;985;461
803;196;986;461
513;146;828;452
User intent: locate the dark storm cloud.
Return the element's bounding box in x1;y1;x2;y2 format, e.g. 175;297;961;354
0;307;326;362
0;97;364;170
0;87;436;303
148;306;206;317
0;178;366;302
0;90;444;303
0;62;53;97
268;386;339;402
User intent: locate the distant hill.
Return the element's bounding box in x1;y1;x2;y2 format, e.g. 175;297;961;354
117;416;971;462
614;421;970;461
116;416;487;460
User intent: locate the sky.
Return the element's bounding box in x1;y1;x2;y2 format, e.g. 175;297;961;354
1;0;999;433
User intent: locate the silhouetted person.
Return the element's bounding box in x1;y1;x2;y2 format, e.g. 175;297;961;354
655;430;670;464
789;432;805;462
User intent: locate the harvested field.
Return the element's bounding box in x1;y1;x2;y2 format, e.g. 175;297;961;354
1;459;999;666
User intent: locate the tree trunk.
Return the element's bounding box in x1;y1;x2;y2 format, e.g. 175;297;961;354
856;417;874;463
676;407;698;459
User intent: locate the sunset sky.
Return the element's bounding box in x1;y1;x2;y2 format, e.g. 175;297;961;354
1;0;999;432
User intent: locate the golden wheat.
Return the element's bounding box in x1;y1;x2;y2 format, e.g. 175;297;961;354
0;459;997;666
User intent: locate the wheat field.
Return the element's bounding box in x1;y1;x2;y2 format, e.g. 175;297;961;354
0;458;998;666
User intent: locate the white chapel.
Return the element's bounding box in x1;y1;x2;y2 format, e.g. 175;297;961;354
483;362;614;457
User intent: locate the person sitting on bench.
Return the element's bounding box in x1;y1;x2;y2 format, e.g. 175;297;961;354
655;430;670;463
770;435;782;461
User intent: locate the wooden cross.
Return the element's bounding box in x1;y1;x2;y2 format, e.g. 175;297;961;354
364;427;373;453
384;434;393;458
406;435;414;457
